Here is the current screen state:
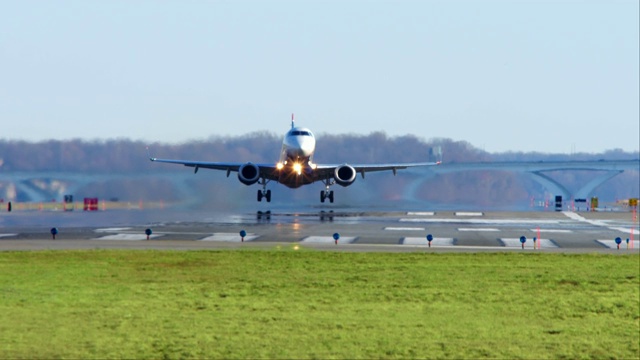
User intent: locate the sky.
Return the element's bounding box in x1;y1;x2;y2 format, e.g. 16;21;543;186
1;0;638;153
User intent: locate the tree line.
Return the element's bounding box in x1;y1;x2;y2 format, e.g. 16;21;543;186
0;133;637;207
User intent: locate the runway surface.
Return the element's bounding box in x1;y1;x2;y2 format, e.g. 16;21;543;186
1;208;638;253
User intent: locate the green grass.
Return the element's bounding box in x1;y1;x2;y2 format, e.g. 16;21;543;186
0;249;638;359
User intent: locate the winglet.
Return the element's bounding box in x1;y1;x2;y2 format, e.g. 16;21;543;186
430;146;443;164
146;146;156;161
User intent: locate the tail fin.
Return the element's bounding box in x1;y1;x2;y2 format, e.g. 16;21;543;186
291;113;295;128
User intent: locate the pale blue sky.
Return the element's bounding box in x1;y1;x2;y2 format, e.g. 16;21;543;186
1;0;638;153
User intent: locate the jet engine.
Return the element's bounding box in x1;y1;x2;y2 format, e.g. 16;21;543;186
238;163;261;185
334;164;357;187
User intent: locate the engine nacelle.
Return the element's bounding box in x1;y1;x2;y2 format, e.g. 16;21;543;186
334;164;357;187
238;163;260;185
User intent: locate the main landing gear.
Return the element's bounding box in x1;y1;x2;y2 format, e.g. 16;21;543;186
320;190;334;203
320;179;334;203
257;178;271;202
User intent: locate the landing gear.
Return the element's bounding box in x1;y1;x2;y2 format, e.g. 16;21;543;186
320;179;335;203
257;189;271;202
320;190;334;203
257;178;271;202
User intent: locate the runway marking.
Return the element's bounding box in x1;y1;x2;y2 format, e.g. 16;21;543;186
563;212;640;235
301;236;357;244
596;240;640;249
609;227;640;235
95;227;132;233
400;218;560;224
384;227;426;231
402;237;454;246
406;212;435;216
0;234;18;238
400;244;533;250
458;228;500;232
93;234;163;241
500;238;558;248
455;212;484;216
530;229;572;233
200;233;259;242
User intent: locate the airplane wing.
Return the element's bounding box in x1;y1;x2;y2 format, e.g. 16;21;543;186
313;161;441;180
150;155;440;181
149;157;281;180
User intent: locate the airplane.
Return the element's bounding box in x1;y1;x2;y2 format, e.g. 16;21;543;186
149;115;441;203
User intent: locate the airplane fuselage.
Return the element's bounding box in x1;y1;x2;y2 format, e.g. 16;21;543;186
277;126;317;188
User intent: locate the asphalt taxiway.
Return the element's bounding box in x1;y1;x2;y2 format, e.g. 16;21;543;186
1;208;638;253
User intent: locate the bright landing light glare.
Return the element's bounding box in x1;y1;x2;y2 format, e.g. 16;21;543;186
293;163;302;175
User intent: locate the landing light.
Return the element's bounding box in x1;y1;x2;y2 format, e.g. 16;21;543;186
293;163;302;175
276;162;284;170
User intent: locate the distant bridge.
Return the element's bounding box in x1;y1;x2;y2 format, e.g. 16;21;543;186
405;159;640;201
0;172;199;203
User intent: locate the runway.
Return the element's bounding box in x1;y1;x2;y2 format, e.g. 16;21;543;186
1;208;638;253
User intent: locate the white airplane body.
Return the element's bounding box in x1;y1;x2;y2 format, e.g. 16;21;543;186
150;116;441;203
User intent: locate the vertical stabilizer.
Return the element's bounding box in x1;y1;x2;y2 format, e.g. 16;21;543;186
291;113;295;128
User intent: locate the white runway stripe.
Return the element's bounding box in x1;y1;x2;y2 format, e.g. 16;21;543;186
402;237;454;246
200;233;259;242
400;218;560;224
563;212;640;235
458;228;500;232
384;227;426;231
95;227;132;233
0;234;18;238
609;228;640;235
530;229;572;233
301;236;357;244
94;234;162;241
500;238;558;248
596;240;639;249
406;212;435;216
455;212;484;216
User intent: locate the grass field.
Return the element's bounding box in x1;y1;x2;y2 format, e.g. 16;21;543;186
0;249;638;359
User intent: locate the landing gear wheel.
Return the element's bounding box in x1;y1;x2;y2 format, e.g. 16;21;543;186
257;190;263;202
320;179;336;204
265;190;271;203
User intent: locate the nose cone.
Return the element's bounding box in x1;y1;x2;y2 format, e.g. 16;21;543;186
284;128;316;158
297;136;316;157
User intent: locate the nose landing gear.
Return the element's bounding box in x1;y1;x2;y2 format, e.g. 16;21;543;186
257;178;271;202
257;189;271;202
320;179;335;203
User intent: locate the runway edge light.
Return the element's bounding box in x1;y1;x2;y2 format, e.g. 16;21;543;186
145;228;152;240
426;234;433;247
333;233;340;245
520;236;526;249
240;230;247;242
50;227;58;240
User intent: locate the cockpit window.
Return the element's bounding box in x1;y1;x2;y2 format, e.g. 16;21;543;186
291;131;312;136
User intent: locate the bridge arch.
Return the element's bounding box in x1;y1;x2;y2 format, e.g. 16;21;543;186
403;160;639;202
